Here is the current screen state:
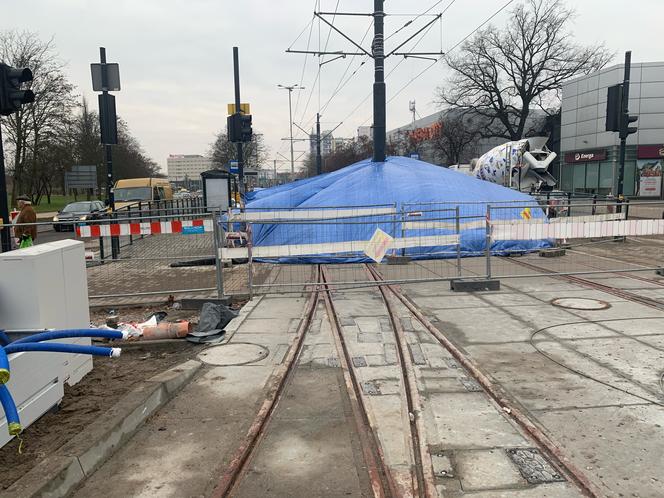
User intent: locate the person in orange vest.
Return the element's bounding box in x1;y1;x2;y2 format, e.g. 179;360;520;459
14;195;37;248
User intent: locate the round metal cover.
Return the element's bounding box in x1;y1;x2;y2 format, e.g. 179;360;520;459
198;343;269;366
550;297;610;310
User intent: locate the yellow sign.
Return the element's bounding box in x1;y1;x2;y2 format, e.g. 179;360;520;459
520;207;532;220
227;103;250;115
364;228;394;263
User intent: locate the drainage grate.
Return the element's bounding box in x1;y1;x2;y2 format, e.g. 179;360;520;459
551;297;610;311
506;448;565;484
352;356;368;367
362;381;381;395
459;377;482;392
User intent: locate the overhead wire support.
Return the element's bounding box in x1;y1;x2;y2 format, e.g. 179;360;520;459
386;13;442;57
314;12;372;57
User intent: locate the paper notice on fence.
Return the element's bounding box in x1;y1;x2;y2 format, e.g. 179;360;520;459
364;228;394;263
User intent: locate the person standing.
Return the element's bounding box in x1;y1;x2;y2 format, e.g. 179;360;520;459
14;195;37;248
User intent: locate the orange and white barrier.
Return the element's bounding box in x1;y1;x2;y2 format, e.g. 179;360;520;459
75;219;213;238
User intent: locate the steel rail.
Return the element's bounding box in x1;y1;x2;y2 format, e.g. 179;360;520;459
367;266;605;498
365;264;437;498
508;259;664;312
320;266;396;498
209;268;321;498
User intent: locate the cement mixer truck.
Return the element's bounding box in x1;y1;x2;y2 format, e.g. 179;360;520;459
471;137;557;193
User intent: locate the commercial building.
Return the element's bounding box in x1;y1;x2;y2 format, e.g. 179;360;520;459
166;154;213;189
387;110;548;165
560;61;664;198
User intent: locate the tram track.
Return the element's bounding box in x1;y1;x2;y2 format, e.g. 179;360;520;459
365;263;604;498
507;258;664;312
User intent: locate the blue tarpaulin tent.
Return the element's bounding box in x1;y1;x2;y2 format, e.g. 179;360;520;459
243;157;549;263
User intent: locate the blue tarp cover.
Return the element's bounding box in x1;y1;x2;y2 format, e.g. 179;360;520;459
243;156;549;263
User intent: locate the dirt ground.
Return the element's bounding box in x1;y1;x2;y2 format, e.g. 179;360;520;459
0;302;246;490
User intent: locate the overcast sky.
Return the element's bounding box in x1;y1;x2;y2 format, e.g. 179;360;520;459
3;0;663;174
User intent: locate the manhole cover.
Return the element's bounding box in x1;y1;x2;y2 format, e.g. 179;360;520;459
550;297;610;310
198;343;269;366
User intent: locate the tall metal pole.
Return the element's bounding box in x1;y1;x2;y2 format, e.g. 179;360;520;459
288;88;295;175
316;112;322;175
100;48;115;212
372;0;386;163
233;47;245;207
0;125;11;252
273;159;277;185
617;50;631;208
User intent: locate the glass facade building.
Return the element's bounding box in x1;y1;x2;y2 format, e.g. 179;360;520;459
560;61;664;199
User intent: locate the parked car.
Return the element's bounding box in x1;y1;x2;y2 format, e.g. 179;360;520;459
53;201;109;231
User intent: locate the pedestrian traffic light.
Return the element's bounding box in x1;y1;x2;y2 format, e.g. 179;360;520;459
0;64;34;116
240;114;252;142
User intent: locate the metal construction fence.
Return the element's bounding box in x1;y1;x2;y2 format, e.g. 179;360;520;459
3;198;664;303
221;199;664;295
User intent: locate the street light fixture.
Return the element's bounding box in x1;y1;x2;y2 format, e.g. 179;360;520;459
278;84;304;175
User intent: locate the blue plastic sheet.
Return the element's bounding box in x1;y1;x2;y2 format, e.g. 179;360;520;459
243;157;550;263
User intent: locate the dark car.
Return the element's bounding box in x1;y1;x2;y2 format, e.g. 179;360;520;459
53;201;109;231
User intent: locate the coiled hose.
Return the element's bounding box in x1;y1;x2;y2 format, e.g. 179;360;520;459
0;329;123;437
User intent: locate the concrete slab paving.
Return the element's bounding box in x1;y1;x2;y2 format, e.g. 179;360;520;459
404;273;664;498
455;449;527;491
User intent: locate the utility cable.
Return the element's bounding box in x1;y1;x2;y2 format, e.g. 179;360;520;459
530;316;664;407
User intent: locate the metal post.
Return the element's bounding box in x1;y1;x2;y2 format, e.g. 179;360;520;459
316;112;322;175
617;51;632;214
273;159;277;186
212;210;224;298
400;205;406;257
567;192;572;217
0;125;11;253
372;0;386;163
456;205;462;277
485;204;492;278
247;221;254;299
592;194;597;215
288;88;295;175
100;47;119;259
232;47;245;209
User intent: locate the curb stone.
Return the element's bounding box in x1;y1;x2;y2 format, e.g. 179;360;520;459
2;359;202;498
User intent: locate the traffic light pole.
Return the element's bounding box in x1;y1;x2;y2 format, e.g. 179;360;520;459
99;47;119;258
616;51;631;212
0;125;11;253
232;47;244;209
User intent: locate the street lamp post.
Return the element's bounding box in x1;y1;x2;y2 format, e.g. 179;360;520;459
278;84;304;176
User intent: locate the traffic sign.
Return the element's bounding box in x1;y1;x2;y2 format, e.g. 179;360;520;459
227;103;250;115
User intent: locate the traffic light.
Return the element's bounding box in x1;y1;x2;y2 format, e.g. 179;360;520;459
605;84;622;132
0;64;34;116
240;114;252;142
227;113;240;142
620;113;638;139
227;112;252;143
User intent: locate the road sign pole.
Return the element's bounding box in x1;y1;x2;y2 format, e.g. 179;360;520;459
98;47;119;258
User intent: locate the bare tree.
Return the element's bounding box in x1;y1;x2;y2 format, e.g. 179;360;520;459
437;0;612;140
209;130;268;170
430;114;483;165
0;31;79;202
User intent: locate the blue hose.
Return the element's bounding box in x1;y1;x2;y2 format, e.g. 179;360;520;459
12;329;124;345
0;331;10;347
0;384;21;435
4;342;119;358
0;348;8;384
